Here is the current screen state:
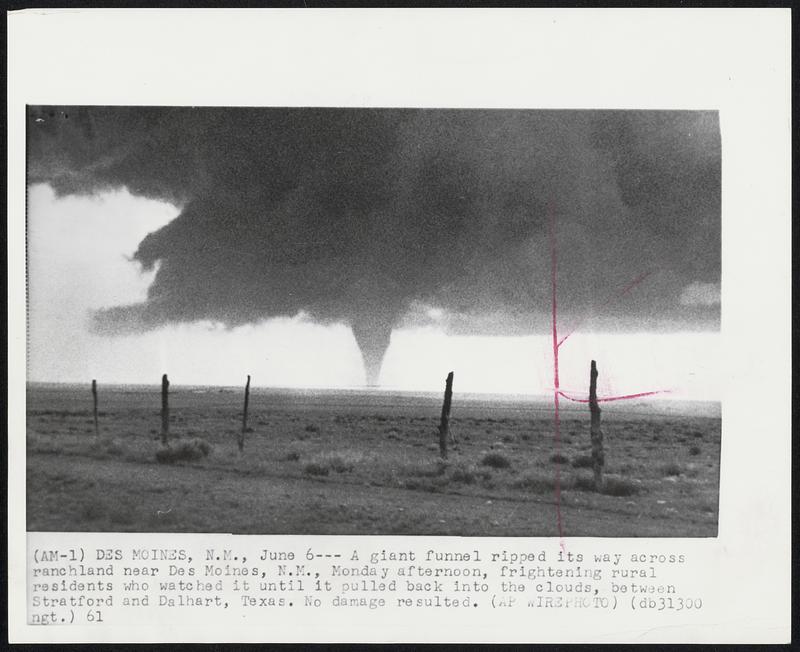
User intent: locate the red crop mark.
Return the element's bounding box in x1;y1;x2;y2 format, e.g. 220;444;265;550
558;389;668;403
557;270;655;348
548;201;565;545
547;201;667;545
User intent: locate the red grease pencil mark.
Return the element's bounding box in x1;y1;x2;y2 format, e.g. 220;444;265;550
547;202;665;547
558;389;669;403
557;270;655;348
548;201;565;547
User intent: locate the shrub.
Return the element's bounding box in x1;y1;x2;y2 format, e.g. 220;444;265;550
405;461;447;477
298;453;361;475
661;462;682;477
285;450;301;461
155;438;212;464
572;474;596;491
571;454;593;469
550;453;570;464
481;452;511;469
305;424;319;433
327;454;354;473
303;462;329;476
689;445;701;456
194;438;211;455
403;478;438;492
100;437;124;456
513;472;555;493
601;476;640;497
448;464;476;484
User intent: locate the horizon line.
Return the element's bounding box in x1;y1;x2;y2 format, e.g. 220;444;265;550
24;379;720;404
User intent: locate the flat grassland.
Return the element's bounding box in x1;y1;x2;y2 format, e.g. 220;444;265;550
25;384;721;536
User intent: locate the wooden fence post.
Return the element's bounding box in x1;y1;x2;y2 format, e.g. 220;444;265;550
438;371;454;459
91;379;99;436
161;374;170;445
589;360;604;491
239;374;251;452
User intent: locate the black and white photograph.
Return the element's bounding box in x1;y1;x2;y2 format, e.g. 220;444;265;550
8;8;791;645
26;106;722;537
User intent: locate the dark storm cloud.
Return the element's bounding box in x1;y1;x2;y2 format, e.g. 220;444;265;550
27;107;720;382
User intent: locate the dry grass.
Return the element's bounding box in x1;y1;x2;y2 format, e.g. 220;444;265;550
302;451;363;476
601;476;640;497
155;438;212;464
480;452;511;469
26;385;721;535
513;471;556;494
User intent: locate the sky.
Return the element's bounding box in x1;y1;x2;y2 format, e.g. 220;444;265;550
26;108;721;399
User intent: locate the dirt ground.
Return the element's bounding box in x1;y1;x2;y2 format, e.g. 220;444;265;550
25;384;721;536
